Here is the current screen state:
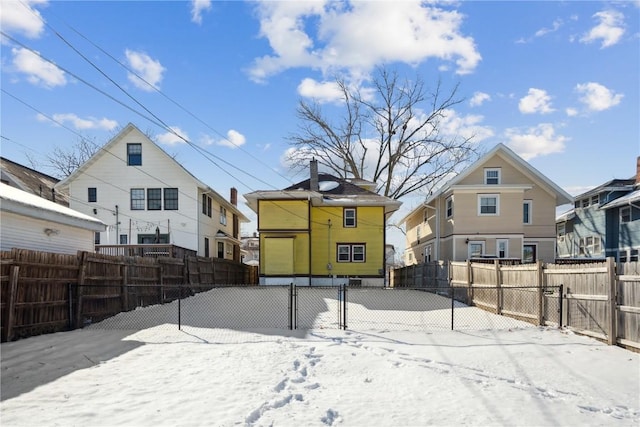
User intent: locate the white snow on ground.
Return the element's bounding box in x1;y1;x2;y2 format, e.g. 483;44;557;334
1;288;639;426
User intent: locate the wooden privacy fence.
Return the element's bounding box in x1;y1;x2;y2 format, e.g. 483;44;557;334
393;259;640;350
0;248;258;342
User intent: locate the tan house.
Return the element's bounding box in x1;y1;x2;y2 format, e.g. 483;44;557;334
401;143;572;264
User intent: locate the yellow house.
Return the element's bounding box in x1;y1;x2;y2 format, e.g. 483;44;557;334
244;160;401;286
401;143;573;265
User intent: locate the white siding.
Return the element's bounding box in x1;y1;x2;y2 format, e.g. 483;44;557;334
1;211;95;254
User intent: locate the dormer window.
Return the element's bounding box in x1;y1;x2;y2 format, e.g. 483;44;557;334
484;168;501;185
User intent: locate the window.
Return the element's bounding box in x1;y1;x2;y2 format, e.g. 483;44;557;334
164;188;178;210
579;236;601;256
424;245;432;262
478;195;499;215
344;208;356;227
591;195;599;206
621;207;631;223
581;198;590;208
202;194;212;217
557;223;566;241
220;206;227;225
497;239;508;258
217;242;224;258
416;225;421;241
94;232;101;245
468;242;484;258
523;200;532;224
631;249;639;262
88;187;97;203
147;188;161;210
446;196;453;218
337;244;366;262
204;237;210;258
484;168;501;185
131;189;145;210
523;244;536;263
127;143;142;166
119;234;128;244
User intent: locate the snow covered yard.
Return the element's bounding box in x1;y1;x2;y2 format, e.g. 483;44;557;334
1;288;639;426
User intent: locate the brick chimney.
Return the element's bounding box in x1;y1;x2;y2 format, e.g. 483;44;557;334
230;187;237;206
636;156;640;185
310;158;319;191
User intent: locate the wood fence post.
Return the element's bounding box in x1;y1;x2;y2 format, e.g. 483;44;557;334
76;251;88;328
607;257;617;345
466;259;472;305
495;259;502;315
121;261;129;311
158;260;164;303
6;265;20;341
536;260;544;325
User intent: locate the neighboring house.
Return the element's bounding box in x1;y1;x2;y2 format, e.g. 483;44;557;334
1;157;68;206
1;182;105;254
240;232;260;266
401;143;573;264
244;160;402;286
54;123;248;260
556;157;639;262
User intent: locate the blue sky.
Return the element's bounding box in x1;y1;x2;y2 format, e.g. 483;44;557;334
1;0;639;255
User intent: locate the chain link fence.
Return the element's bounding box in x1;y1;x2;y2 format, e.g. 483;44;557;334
83;284;563;333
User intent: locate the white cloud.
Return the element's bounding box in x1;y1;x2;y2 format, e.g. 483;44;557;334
575;82;623;111
157;127;189;145
505;123;568;160
439;109;494;142
0;0;47;40
518;88;555;114
565;107;578;117
190;0;211;25
218;129;246;149
297;78;344;103
125;50;165;91
37;113;118;131
534;19;563;38
469;92;491;107
580;10;625;48
11;47;66;88
248;1;481;82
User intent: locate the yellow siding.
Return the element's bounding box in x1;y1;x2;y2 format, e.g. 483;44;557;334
259;200;308;230
263;238;294;274
310;206;385;276
260;233;309;275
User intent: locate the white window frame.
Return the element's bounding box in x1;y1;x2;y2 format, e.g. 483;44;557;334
484;168;501;185
220;206;227;225
344;208;356;228
478;194;499;216
416;225;421;241
446;196;453;218
337;244;366;262
424;245;432;262
523;200;532;224
497;239;509;258
468;241;485;259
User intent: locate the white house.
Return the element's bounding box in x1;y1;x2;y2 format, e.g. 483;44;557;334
54;123;248;260
0;183;105;254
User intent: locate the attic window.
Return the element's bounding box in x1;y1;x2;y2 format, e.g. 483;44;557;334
127;143;142;166
484;168;501;185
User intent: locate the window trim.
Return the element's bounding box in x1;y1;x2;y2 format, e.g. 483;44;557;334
523;200;532;224
127;143;142;166
336;243;366;263
484;168;501;185
88;187;97;203
147;188;162;211
343;208;357;228
220;206;227;225
478;194;499;216
164;188;178;210
497;239;509;258
446;196;453;218
131;188;145;210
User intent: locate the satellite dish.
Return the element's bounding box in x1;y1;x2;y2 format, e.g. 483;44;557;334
318;181;339;191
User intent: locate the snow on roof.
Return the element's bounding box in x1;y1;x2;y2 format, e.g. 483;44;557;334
1;183;105;230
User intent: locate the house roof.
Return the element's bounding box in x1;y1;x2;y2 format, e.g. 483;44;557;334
244;173;402;215
573;178;636;200
400;143;573;224
1;157;69;206
54;123;248;222
1;182;105;231
600;188;640;209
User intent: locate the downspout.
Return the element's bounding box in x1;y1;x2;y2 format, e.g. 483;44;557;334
435;198;440;261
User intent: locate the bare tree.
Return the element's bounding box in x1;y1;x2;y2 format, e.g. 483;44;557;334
287;66;478;199
47;137;101;178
